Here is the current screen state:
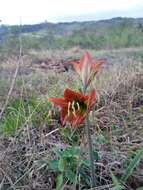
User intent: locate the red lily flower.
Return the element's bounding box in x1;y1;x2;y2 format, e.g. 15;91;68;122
49;88;96;128
69;51;106;87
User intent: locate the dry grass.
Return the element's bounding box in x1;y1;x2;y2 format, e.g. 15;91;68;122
0;48;143;189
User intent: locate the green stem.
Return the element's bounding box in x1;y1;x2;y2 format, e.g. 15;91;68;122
85;116;95;188
83;86;95;188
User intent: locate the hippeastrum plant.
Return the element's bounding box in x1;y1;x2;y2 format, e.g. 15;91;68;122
49;51;104;188
69;50;106;90
49;88;96;128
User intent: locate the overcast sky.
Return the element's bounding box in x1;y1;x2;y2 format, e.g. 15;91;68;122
0;0;143;25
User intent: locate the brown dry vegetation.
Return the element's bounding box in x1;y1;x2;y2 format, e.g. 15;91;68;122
0;48;143;190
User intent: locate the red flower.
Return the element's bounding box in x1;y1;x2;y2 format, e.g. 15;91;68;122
49;88;96;128
69;51;106;87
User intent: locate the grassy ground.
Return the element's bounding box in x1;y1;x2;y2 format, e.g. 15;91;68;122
0;48;143;190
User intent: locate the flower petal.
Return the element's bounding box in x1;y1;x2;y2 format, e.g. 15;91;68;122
49;87;96;128
68;61;81;75
64;88;87;102
72;115;85;128
61;107;78;126
61;108;68;124
84;50;94;66
87;89;96;112
49;98;67;108
93;59;106;76
81;53;90;87
80;51;95;87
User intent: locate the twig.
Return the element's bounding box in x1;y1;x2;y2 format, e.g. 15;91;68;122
0;177;5;190
90;183;113;190
45;128;59;137
0;168;16;190
7;167;33;190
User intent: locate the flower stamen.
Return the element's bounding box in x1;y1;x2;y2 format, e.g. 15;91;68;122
68;102;71;116
76;102;80;110
72;101;77;117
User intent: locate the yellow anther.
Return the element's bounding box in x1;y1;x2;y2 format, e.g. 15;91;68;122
76;102;80;110
72;101;75;109
68;102;71;116
72;101;77;117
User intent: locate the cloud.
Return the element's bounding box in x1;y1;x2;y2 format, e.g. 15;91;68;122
0;0;143;24
52;6;143;23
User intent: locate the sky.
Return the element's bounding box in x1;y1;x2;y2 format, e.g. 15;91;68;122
0;0;143;25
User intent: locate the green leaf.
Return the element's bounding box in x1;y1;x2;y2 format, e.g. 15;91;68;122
58;157;65;172
79;169;91;186
65;170;76;183
111;187;125;190
56;174;63;190
121;148;143;182
61;147;80;158
92;150;99;160
110;170;120;186
96;134;107;145
110;170;125;190
60;127;71;138
48;160;59;171
136;187;143;190
81;159;90;167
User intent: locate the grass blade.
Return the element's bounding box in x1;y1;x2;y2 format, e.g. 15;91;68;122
121;148;143;183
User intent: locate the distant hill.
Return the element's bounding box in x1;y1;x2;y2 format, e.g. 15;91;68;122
1;17;143;35
0;17;143;52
